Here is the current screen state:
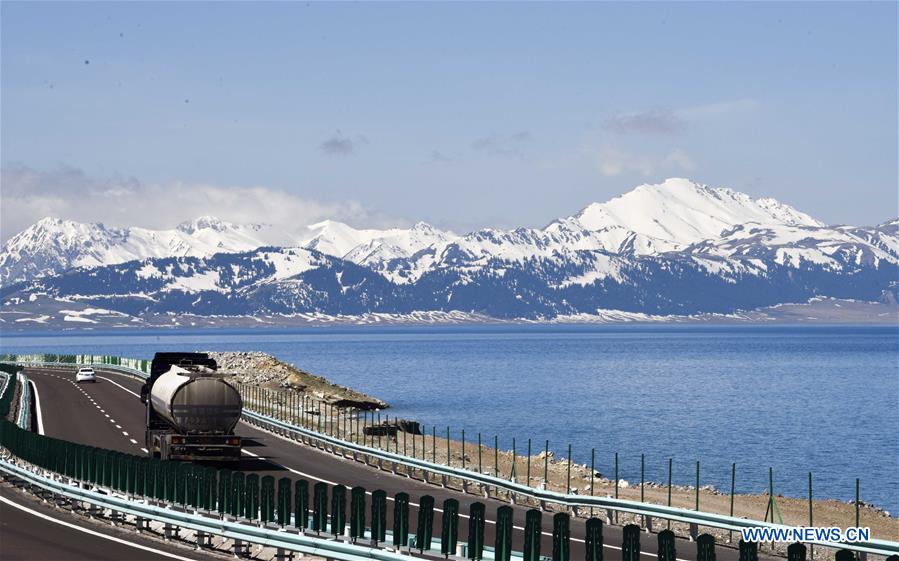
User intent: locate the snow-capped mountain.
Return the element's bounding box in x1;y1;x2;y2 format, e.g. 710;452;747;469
0;215;455;286
0;216;281;285
2;178;897;325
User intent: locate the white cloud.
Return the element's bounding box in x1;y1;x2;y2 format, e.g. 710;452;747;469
597;146;696;177
0;165;384;242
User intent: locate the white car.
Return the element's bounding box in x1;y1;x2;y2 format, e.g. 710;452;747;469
75;367;97;383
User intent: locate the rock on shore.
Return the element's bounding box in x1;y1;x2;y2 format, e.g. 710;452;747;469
207;351;387;410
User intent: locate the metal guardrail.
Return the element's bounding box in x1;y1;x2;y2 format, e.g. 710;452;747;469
0;457;416;561
0;372;11;403
16;373;31;430
243;410;899;557
5;355;899;557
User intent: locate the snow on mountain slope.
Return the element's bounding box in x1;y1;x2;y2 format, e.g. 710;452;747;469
0;216;283;285
547;178;823;253
299;220;455;264
3;178;894;296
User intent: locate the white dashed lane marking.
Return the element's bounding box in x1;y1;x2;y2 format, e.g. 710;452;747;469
129;439;138;444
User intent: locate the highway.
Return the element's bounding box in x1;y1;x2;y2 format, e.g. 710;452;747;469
1;366;772;561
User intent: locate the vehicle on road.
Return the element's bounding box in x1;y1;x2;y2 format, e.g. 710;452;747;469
140;352;242;462
75;367;96;383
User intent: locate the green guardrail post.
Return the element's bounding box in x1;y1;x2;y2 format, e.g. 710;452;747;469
218;469;232;516
658;529;676;561
205;466;217;511
553;512;570;561
622;524;640;561
495;505;513;561
468;502;485;561
586;517;603;561
312;482;328;534
523;508;542;561
417;495;435;552
176;462;190;506
350;486;366;541
331;484;346;537
393;492;410;549
697;534;716;561
834;551;855;561
261;475;275;524
371;489;387;545
245;473;260;520
277;477;291;527
295;479;309;530
787;543;806;561
231;471;245;517
441;498;459;557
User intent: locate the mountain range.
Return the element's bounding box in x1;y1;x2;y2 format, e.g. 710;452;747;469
2;178;896;327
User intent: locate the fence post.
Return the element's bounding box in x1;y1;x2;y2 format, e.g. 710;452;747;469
658;529;676;561
245;473;260;521
585;517;603;561
295;479;309;531
834;550;855;561
371;489;387;545
553;512;570;561
462;430;466;471
350;486;366;541
787;542;807;561
231;471;245;518
667;458;673;530
523;508;542;561
331;484;346;537
526;438;532;487
478;433;483;475
495;505;513;561
622;524;641;561
738;540;758;561
277;477;291;527
441;498;460;558
312;482;328;534
417;495;435;552
696;534;716;561
590;448;596;509
261;475;275;524
394;492;410;549
468;502;485;561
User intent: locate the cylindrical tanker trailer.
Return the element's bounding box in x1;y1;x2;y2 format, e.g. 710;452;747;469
140;352;242;461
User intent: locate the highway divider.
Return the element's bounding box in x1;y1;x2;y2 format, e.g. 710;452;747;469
0;362;528;561
3;355;899;558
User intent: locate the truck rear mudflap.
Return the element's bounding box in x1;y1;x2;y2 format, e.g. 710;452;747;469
167;443;242;462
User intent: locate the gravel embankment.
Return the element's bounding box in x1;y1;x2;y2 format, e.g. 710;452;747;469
207;351;387;410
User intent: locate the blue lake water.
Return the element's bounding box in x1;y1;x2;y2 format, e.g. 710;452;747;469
1;325;896;513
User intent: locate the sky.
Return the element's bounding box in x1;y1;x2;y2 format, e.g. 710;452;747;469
1;1;896;241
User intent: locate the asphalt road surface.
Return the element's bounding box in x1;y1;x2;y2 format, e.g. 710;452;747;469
1;366;771;561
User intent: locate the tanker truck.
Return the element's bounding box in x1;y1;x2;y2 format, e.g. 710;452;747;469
140;352;242;461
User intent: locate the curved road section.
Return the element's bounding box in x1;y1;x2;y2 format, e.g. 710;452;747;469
2;366;771;561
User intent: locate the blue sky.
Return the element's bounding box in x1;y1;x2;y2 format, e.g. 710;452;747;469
1;1;896;239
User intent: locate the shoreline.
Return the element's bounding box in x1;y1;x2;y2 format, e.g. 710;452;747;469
240;353;898;547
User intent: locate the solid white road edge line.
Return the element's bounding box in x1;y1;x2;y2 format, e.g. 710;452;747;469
0;494;197;561
29;380;45;436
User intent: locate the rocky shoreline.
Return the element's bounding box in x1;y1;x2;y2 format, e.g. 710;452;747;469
211;350;897;550
208;351;387;410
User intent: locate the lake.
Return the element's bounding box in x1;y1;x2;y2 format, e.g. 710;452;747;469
1;324;896;513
